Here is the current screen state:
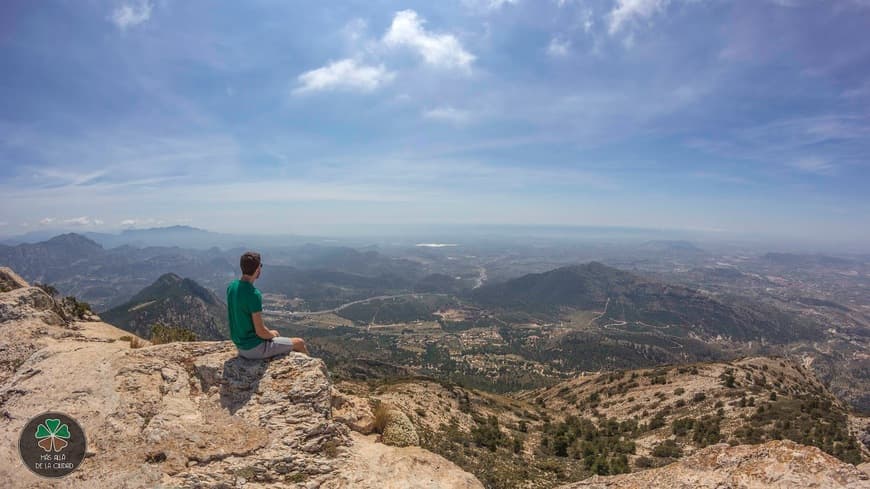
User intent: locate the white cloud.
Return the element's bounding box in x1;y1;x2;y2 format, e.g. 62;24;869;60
547;37;571;57
0;221;7;227
294;59;395;94
789;158;836;175
383;10;475;71
423;107;473;124
63;216;101;226
609;0;670;35
39;218;55;226
110;1;153;30
120;218;166;227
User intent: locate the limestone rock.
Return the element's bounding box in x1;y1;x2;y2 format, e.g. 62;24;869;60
332;432;484;489
0;267;29;292
559;440;870;489
0;286;63;325
331;388;376;434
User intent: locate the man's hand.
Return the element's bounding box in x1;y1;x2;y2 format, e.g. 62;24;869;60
252;312;279;340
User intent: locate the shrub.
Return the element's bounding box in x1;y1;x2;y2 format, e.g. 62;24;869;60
720;369;736;388
512;434;524;454
372;403;390;434
672;417;694;437
648;413;666;431
34;282;58;297
150;324;197;344
692;415;722;447
652;439;683;458
634;456;653;468
471;415;504;451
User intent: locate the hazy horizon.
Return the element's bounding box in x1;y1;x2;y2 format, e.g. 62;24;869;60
4;222;869;254
1;1;869;244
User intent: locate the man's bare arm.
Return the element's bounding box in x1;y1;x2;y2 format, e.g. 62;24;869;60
252;312;278;339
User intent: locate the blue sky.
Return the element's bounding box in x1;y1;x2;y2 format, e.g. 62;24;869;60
1;0;869;243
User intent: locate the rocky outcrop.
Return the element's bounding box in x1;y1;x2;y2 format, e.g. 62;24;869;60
0;270;484;488
331;389;376;435
0;267;29;292
558;440;870;489
0;283;63;326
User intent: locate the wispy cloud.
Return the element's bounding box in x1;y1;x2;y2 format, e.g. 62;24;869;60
294;59;395;94
383;10;475;71
463;0;519;11
842;80;870;98
687;115;870;172
547;37;571;57
609;0;670;35
35;168;108;187
691;172;753;185
789;157;837;175
63;216;103;226
423;106;473;124
39;217;55;226
110;1;153;30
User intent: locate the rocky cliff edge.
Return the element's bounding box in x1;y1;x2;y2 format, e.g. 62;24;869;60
0;267;482;488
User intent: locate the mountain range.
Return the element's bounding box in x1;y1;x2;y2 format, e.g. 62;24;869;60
471;261;820;343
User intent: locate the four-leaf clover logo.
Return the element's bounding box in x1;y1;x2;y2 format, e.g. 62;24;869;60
34;418;70;452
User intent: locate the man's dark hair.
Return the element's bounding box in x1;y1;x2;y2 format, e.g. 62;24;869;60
240;251;261;276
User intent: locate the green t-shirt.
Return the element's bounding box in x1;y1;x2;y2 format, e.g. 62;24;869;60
226;279;264;350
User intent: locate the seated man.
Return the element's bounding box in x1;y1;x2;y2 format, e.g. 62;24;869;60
228;251;309;359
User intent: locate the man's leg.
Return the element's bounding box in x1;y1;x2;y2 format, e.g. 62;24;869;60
267;337;309;356
289;337;309;355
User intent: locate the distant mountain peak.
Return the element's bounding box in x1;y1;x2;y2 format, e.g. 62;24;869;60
102;274;227;340
155;272;184;284
45;233;103;249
